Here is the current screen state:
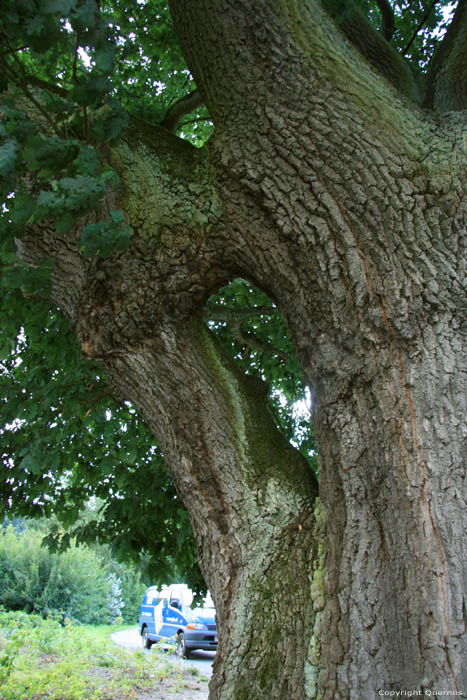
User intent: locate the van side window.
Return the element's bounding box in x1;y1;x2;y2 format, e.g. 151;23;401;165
145;588;159;605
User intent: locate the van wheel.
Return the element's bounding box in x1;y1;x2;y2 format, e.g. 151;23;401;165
142;626;153;649
176;632;191;659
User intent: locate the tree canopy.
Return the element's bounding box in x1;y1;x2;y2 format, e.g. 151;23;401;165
0;0;461;586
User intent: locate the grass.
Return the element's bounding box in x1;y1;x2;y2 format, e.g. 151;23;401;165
0;609;208;699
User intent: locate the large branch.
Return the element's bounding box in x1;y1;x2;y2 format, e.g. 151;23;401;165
375;0;396;42
326;0;421;102
424;0;467;111
161;89;205;132
168;0;424;143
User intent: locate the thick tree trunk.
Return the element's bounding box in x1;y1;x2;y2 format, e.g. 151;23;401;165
15;0;466;697
168;1;467;693
309;325;467;696
103;322;320;699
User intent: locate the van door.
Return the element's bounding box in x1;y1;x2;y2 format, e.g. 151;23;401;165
154;598;165;636
156;598;186;639
139;588;159;638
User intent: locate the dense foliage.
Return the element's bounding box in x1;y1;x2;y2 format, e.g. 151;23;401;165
0;0;457;590
0;521;147;623
0;290;199;587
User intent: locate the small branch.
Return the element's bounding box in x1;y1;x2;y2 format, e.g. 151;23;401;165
375;0;396;42
17;75;68;98
0;43;30;56
230;322;289;363
5;73;63;138
21;292;51;302
83;105;89;140
21;86;64;138
72;32;81;84
178;117;213;129
81;386;114;415
402;0;438;55
204;304;278;323
0;42;64;137
204;303;287;361
161;89;205;133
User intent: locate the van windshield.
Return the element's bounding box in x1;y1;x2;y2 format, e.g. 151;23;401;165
178;589;214;609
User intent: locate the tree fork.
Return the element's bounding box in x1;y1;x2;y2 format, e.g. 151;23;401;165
11;0;467;696
16;120;321;699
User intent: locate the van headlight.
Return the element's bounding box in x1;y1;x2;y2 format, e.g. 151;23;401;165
186;623;207;630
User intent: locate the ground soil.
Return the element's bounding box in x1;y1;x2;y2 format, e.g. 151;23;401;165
132;676;209;700
110;627;210;700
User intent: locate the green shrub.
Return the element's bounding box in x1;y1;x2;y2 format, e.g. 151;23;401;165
104;557;147;623
0;526;123;623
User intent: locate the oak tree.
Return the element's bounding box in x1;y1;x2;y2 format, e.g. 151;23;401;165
1;1;466;698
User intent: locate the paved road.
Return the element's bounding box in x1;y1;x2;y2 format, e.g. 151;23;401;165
110;627;215;678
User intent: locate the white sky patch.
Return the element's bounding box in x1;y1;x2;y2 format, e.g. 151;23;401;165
1;419;25;433
435;2;457;38
297;386;313;415
276;386;313;418
78;47;91;67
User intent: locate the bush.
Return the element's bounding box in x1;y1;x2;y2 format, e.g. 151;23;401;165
104;556;147;623
0;526;123;623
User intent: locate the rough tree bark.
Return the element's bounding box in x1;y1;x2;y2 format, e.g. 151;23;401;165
16;0;466;698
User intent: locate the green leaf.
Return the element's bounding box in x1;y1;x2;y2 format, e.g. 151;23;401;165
94;45;116;75
73;146;100;176
91;104;128;144
24;135;78;173
100;455;114;474
42;0;74;14
0;74;8;94
1;107;36;144
80;218;131;258
0;140;17;176
20;448;43;475
70;76;112;106
110;209;125;225
1;263;53;296
36;189;64;215
55;212;75;234
70;0;98;32
25;15;45;37
99;168;120;189
57;174;106;212
8;192;36;232
45;97;76;116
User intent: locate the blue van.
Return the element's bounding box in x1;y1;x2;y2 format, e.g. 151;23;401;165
138;584;218;658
